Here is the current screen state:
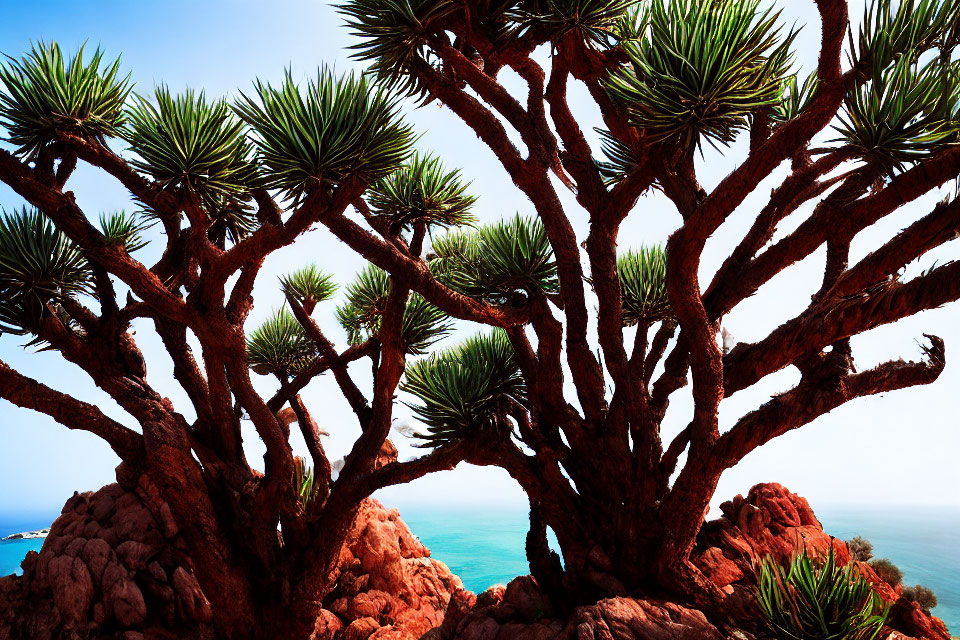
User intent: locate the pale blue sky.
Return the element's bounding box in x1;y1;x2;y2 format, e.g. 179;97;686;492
0;0;958;523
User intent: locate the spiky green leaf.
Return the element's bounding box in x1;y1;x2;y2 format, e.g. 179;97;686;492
513;0;634;47
851;0;960;76
281;264;338;310
835;55;960;173
772;72;819;124
98;210;152;253
0;207;93;336
402;330;526;446
430;215;558;305
125;87;254;205
605;0;797;150
366;152;477;231
246;308;317;377
756;547;889;640
594;129;643;185
336;265;451;354
339;0;460;99
0;42;131;159
293;456;319;508
234;68;417;204
617;246;670;327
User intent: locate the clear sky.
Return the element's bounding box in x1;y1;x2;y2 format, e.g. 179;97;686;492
0;0;958;525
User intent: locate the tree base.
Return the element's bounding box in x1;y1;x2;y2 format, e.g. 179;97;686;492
428;483;950;640
0;479;462;640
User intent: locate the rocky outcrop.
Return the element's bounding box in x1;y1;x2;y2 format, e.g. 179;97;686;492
694;483;950;640
0;471;214;640
314;498;463;640
430;484;951;640
0;474;461;640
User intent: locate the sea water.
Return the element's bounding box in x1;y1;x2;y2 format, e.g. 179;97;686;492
3;506;957;634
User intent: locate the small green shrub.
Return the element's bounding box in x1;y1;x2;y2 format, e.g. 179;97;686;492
848;536;874;563
901;584;938;613
869;558;903;587
756;546;889;640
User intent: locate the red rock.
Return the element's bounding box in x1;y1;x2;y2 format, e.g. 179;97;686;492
436;589;479;639
694;546;743;588
889;599;952;640
345;616;381;640
105;573;147;627
147;560;167;583
80;538;113;586
5;486;461;639
47;555;93;625
376;439;400;469
498;575;553;623
116;539;153;571
432;484;952;640
326;498;463;639
312;608;345;640
350;589;394;619
0;478;214;639
568;598;723;640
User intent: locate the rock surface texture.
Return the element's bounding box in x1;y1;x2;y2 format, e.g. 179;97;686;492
0;475;460;640
313;498;464;640
0;468;214;640
430;483;951;640
424;576;724;640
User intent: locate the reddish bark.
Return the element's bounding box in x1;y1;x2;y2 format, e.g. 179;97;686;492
311;0;960;615
1;0;959;633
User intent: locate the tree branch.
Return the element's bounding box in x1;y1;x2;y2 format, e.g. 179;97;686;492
0;359;144;461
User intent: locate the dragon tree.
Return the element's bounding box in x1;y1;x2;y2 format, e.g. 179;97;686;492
337;0;960;609
0;49;464;638
1;0;960;637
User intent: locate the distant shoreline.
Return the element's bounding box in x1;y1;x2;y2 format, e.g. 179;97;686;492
1;529;48;541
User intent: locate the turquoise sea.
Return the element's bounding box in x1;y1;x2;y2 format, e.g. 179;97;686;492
3;505;958;634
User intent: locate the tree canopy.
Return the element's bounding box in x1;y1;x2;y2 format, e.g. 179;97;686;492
1;0;960;636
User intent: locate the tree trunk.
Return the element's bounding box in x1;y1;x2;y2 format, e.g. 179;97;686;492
525;452;724;612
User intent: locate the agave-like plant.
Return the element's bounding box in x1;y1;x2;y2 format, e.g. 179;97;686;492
234;68;417;203
336;265;451;354
366;152;477;233
605;0;797;150
126;87;254;204
280;264;338;314
835;55;960;174
401;330;526;446
99;210;152;253
0;207;92;336
430;215;559;305
0;42;131;159
246;309;318;378
756;546;889;640
617;246;670;327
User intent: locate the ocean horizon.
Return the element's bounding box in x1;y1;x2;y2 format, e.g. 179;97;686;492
3;503;958;634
